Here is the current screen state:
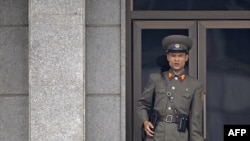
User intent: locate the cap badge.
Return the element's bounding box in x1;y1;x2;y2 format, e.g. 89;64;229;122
175;44;180;48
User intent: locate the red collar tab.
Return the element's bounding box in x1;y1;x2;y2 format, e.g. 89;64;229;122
168;72;174;80
179;74;186;82
168;72;186;82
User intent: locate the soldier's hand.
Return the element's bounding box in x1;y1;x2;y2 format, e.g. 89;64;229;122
143;121;154;137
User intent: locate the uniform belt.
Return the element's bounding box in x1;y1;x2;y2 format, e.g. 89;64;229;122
159;114;179;123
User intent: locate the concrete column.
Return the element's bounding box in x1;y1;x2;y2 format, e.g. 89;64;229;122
29;1;85;141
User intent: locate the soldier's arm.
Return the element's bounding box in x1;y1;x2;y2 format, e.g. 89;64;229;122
189;82;204;141
137;74;156;127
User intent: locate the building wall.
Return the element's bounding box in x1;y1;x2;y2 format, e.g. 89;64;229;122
0;0;29;141
86;0;126;140
0;0;126;141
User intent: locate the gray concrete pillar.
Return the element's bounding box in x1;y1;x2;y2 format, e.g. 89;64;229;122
29;1;85;141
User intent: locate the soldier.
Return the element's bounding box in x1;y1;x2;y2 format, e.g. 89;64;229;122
138;35;204;141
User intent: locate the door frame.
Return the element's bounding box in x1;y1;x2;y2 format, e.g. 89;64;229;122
126;2;250;141
198;20;250;92
198;20;250;139
132;20;198;141
129;20;250;141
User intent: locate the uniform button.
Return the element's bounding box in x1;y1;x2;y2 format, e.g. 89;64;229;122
172;86;175;90
168;107;172;110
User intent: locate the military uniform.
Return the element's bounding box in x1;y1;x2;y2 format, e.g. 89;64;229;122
137;35;204;141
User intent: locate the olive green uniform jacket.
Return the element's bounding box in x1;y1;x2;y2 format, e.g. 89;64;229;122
137;70;204;141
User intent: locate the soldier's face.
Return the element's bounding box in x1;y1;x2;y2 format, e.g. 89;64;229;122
167;52;188;73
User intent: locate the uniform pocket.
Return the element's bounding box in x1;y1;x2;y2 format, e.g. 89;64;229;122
154;89;168;108
178;92;193;110
182;92;192;99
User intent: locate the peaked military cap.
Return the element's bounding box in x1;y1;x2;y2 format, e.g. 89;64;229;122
162;35;193;53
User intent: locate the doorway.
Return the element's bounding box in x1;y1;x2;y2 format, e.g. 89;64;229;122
130;20;250;141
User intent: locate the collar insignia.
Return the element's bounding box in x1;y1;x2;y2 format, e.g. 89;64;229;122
168;73;174;80
179;74;185;82
168;72;185;82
